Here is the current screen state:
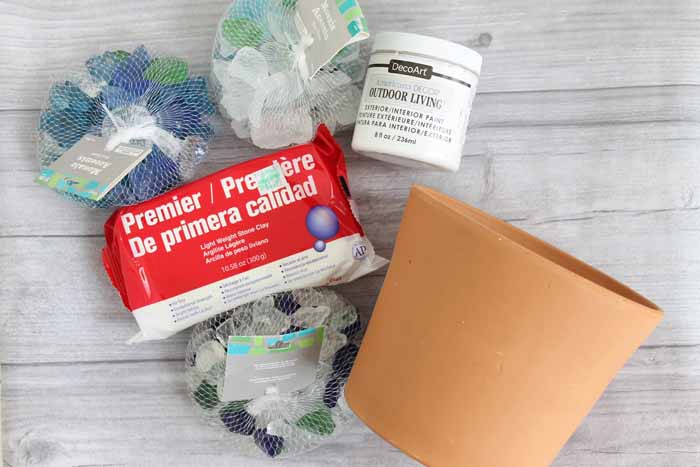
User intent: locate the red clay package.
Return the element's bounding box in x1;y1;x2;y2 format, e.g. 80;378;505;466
103;126;387;342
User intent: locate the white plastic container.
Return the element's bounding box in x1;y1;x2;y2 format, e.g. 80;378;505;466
351;32;482;172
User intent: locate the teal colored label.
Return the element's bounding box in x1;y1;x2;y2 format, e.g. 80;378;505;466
36;134;152;201
296;0;370;78
227;327;324;355
252;162;288;195
36;167;108;201
336;0;368;37
222;326;325;401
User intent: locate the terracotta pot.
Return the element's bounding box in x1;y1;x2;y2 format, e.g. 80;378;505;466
346;185;662;467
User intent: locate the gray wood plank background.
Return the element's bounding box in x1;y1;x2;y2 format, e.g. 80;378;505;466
1;0;699;465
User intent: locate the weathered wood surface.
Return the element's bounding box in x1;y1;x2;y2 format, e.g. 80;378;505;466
1;0;700;465
2;0;700;110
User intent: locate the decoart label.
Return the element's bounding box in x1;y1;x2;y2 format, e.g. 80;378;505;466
387;59;433;80
353;52;479;170
351;33;482;171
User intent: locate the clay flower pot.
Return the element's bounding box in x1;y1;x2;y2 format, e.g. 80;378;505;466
346;185;662;467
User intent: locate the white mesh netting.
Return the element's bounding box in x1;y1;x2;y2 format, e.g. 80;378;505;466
185;288;363;458
210;0;369;148
37;45;216;208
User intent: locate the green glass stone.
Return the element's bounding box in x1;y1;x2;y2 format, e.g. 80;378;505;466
221;18;265;49
280;0;298;10
193;381;220;410
220;399;250;413
144;57;189;85
112;50;131;62
295;408;335;435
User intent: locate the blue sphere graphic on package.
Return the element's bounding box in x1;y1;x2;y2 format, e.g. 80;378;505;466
306;206;340;241
313;240;326;252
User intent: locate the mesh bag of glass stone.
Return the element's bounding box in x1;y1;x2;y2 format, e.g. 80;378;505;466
210;0;369;149
37;45;216;208
186;288;363;458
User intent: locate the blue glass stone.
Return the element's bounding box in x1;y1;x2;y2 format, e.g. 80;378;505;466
111;46;151;99
340;315;361;339
157;77;216;139
306;205;340;240
153;77;215;140
181;77;210;106
313;239;326;252
169;77;204;104
86;56;110;83
46;83;88;113
40;144;63;165
282;325;304;334
101;85;133;110
119;79;151;103
220;402;255;435
253;428;284;458
127;146;181;202
88;94;107;124
47;86;72;112
40;110;90;149
48;82;91;113
86;50;128;83
144;86;168;114
119;46;150;79
41;81;106;149
332;343;359;380
274;292;301;316
323;376;342;408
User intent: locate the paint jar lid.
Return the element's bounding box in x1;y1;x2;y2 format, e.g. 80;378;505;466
371;32;483;76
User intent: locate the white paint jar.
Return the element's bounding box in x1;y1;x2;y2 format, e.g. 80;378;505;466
351;32;482;172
